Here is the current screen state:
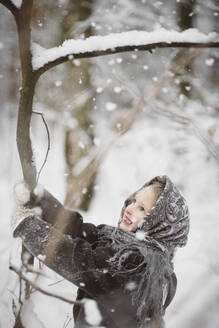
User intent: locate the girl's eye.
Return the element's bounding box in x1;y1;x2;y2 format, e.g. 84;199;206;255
140;206;145;211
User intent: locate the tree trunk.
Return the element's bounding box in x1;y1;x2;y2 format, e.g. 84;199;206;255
15;0;37;190
60;0;95;210
176;0;196;98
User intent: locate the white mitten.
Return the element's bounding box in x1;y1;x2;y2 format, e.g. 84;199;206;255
11;182;35;230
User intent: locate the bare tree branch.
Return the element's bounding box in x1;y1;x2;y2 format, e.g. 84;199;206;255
36;40;219;77
0;0;18;17
15;0;38;191
33;35;219;75
10;265;83;306
32;111;51;184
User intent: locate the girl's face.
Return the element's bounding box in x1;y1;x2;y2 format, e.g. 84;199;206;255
119;186;156;232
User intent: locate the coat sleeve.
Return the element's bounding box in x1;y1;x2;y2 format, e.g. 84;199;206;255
13;215;103;298
29;189;83;238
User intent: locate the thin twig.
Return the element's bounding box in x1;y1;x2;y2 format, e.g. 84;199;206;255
48;278;65;287
64;318;72;328
8;289;21;303
18;275;23;306
192;123;219;163
12;298;18;318
10;265;83;306
63;315;72;328
32;111;51;184
153;106;219;164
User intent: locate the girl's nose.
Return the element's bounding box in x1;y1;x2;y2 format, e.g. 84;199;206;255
126;205;133;215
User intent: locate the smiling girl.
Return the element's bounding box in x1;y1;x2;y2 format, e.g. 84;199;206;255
13;175;189;328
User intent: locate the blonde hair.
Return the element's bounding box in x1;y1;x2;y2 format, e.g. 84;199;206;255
150;180;164;201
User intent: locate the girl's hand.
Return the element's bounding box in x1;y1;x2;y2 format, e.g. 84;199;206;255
11;182;42;230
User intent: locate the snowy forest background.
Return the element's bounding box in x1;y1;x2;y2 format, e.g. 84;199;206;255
0;0;219;327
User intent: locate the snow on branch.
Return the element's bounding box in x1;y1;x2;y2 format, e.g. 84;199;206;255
10;0;22;8
32;28;219;73
0;0;18;15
